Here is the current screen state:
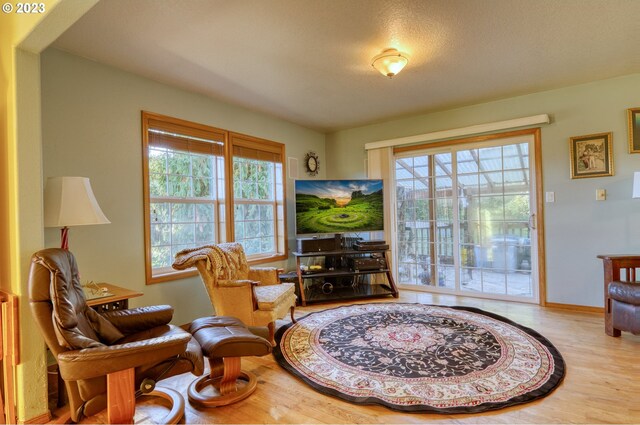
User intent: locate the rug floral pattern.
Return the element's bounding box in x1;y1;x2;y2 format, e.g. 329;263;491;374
274;303;565;413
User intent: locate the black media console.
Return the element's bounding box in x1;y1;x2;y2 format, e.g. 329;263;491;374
292;235;398;306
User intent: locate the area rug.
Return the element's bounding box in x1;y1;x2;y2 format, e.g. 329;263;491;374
274;303;565;413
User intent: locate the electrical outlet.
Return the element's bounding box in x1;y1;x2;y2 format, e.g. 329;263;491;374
596;189;606;201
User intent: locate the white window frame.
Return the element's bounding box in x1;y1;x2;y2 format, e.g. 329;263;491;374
391;130;542;304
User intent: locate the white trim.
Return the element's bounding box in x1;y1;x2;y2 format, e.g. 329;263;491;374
364;114;550;150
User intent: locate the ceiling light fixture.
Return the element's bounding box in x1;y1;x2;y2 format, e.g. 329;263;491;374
371;48;409;78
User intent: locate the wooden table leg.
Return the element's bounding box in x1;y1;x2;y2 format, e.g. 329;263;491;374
603;260;615;336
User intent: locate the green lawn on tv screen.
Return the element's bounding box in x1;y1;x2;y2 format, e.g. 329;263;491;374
296;189;383;234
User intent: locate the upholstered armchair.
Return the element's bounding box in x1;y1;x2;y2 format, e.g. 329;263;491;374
29;248;203;424
608;280;640;335
173;242;296;345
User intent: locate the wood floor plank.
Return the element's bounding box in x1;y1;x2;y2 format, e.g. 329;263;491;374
69;291;640;424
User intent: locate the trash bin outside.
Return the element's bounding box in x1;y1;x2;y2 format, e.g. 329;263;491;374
474;245;492;268
517;237;531;270
492;235;520;270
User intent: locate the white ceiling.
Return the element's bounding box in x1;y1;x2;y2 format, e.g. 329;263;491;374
52;0;640;133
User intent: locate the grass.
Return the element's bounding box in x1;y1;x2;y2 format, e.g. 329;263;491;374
296;190;383;234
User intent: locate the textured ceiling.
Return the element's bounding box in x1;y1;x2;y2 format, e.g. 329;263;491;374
52;0;640;132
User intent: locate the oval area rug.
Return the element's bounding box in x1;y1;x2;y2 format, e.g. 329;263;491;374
274;303;565;413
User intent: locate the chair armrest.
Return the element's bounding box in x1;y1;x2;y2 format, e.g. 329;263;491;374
608;281;640;304
101;305;174;335
212;282;258;317
57;332;191;381
218;280;259;310
248;267;279;285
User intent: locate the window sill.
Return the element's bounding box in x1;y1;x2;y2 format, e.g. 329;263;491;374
145;253;287;284
146;268;198;285
247;253;288;266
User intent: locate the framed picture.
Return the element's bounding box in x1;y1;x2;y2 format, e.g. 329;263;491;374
628;107;640;153
569;132;614;179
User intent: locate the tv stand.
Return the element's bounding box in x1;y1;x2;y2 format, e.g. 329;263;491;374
292;246;398;306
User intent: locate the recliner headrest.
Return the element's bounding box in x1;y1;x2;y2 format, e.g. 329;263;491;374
30;248;123;349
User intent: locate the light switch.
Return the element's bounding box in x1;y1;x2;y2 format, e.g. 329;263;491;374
596;189;606;201
545;192;555;203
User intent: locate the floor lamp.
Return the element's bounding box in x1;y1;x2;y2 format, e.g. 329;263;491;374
44;177;111;249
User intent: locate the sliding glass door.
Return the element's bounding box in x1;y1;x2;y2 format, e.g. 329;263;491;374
394;133;538;302
395;153;455;289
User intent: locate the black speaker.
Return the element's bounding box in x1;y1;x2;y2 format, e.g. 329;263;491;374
296;237;340;253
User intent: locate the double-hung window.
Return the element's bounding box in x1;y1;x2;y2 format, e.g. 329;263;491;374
142;112;286;284
143;112;227;283
231;133;286;262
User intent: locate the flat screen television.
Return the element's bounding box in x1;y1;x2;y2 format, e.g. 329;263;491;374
295;179;384;235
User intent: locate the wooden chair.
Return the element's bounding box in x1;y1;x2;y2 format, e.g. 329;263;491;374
608;279;640;335
598;255;640;336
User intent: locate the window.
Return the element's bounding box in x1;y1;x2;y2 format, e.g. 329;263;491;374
142;112;287;284
231;134;286;261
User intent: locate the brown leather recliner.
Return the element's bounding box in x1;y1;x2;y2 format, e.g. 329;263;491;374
608;280;640;335
29;248;204;423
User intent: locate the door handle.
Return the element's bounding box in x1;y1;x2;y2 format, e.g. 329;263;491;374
529;213;536;230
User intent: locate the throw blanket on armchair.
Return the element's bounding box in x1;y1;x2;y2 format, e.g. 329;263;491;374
172;243;249;285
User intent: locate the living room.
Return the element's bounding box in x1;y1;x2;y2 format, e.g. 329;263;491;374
2;0;640;423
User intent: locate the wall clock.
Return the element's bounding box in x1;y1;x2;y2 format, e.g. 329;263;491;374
304;151;319;176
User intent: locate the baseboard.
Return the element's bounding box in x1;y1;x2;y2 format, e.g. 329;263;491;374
21;411;52;424
42;405;71;424
545;302;603;314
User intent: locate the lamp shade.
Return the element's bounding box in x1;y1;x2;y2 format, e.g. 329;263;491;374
371;48;409;78
44;177;111;227
633;172;640;199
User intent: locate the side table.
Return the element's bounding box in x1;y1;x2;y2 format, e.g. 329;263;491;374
86;283;143;313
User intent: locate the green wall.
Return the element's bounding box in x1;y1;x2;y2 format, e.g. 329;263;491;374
326;73;640;307
41;48;325;325
40;48;640;310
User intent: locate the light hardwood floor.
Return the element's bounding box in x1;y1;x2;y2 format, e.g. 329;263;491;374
64;291;640;424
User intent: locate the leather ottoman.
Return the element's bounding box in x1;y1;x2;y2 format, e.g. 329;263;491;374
188;316;272;407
